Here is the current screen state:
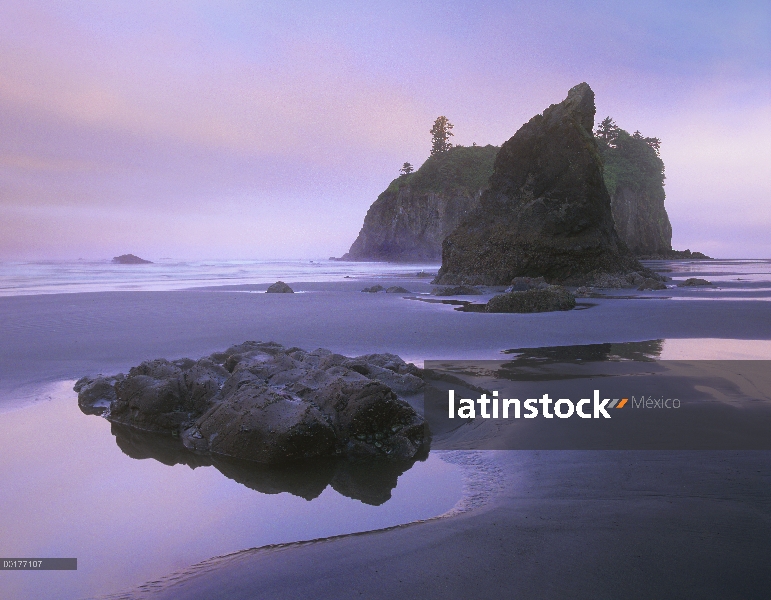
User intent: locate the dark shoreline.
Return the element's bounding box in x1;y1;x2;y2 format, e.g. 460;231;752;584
2;280;771;401
122;450;771;600
1;269;770;599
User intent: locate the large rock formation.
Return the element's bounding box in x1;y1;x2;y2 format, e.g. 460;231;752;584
435;83;648;285
341;145;498;261
74;341;427;465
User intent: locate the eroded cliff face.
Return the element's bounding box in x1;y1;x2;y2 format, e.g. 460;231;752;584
611;186;672;255
598;126;672;256
343;188;482;261
435;83;646;285
341;145;497;262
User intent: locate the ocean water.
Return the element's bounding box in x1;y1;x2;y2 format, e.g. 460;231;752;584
643;258;771;300
0;258;441;297
1;257;769;298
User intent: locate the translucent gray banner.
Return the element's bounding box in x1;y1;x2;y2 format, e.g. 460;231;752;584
423;360;771;450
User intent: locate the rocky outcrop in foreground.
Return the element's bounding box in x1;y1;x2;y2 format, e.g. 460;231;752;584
341;145;498;261
435;83;652;286
75;342;427;465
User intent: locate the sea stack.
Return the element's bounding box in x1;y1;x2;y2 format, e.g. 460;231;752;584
435;83;646;285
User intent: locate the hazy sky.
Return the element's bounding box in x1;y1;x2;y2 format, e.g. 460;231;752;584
1;1;769;260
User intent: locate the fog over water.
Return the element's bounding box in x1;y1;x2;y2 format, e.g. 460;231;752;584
1;2;769;260
2;258;770;298
0;259;440;296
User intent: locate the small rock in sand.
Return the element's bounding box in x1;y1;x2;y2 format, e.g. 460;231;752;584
266;281;294;293
362;285;385;293
638;278;667;291
486;286;576;313
574;286;593;298
112;254;152;264
679;278;712;287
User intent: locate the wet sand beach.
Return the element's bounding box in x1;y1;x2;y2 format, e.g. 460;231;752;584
139;450;771;600
1;260;770;599
3;274;771;401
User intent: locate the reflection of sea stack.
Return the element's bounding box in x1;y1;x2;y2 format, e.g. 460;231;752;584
112;254;152;264
436;83;648;285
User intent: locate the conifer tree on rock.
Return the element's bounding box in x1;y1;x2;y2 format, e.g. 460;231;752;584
430;116;454;155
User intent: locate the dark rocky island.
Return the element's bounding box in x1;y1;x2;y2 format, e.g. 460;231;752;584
435;83;653;286
341;145;498;261
112;254;152;264
75;341;427;465
341;96;709;266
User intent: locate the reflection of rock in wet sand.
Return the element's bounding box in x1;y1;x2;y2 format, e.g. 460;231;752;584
422;341;666;399
502;339;664;362
111;422;426;505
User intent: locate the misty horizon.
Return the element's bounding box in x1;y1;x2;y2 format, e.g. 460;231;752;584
1;1;769;261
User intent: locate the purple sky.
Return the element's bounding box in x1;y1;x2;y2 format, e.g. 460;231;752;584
1;1;769;260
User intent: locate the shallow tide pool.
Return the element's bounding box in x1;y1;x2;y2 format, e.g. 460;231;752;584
0;382;463;600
